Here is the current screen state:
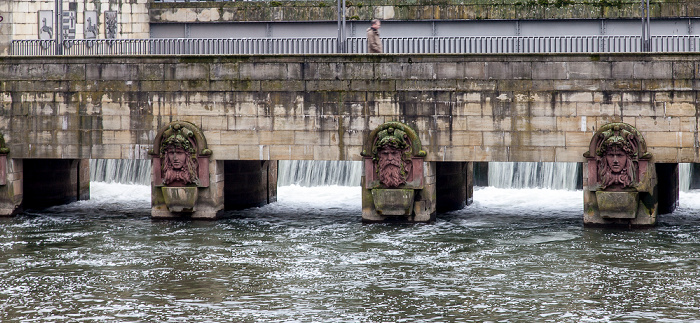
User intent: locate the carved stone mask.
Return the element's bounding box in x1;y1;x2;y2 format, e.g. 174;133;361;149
372;127;412;188
159;124;199;187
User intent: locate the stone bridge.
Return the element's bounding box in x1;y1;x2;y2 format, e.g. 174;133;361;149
0;53;696;225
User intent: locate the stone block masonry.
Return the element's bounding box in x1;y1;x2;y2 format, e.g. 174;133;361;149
150;0;700;23
0;53;699;164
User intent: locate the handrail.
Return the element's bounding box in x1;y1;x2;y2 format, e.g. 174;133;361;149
10;36;700;56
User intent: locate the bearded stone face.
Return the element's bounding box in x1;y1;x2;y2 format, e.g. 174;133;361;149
377;146;405;188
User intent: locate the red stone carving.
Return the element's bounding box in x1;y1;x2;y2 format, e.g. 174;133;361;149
584;123;651;191
361;122;426;189
151;121;212;187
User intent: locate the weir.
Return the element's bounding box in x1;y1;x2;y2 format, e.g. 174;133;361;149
2;54;698;224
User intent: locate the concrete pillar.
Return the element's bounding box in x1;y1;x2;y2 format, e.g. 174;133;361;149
436;162;473;213
656;163;679;214
473;162;489;187
224;160;278;210
22;159;89;210
0;158;23;216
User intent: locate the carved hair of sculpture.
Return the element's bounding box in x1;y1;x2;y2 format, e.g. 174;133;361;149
596;133;636;189
160;125;199;187
372;127;413;188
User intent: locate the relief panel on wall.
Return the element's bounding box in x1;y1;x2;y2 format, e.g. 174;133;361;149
105;11;117;38
62;10;76;40
84;11;98;39
38;10;54;39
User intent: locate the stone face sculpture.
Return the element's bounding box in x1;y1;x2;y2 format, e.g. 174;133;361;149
583;122;656;226
160;125;200;187
361;121;434;222
596;126;639;190
152;121;212;188
151;121;212;214
372;126;414;188
586;123;650;191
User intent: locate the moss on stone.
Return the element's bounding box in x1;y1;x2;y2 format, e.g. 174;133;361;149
152;0;683;22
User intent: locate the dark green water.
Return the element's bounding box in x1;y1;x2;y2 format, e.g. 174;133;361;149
1;184;699;322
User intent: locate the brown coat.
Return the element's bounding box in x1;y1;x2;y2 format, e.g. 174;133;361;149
367;27;382;53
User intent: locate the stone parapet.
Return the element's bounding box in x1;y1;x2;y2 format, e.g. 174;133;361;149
150;0;698;23
1;53;699;163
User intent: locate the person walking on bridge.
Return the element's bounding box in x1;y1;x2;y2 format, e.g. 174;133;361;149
367;19;383;53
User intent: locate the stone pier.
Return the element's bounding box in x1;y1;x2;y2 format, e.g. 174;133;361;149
224;160;278;210
150;121;278;219
583;123;658;227
361;121;436;223
656;163;679;215
150;121;224;219
436;162;474;213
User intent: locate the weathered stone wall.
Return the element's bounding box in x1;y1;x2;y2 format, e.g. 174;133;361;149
150;0;699;23
6;0;149;46
0;53;698;163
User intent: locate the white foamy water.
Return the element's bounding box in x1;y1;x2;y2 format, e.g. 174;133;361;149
81;183;700;216
4;183;700;322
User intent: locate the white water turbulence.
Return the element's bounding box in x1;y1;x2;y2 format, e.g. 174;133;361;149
488;162;581;190
4;183;700;321
277;160;362;186
90;159;151;185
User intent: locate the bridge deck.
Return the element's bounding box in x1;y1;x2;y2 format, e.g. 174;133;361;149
1;53;698;163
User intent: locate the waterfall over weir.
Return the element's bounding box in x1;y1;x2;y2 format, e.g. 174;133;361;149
488;162;582;191
277;160;363;187
90;159;151;185
89;160;693;191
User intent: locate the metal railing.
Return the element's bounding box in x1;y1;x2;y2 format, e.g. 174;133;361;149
10;35;700;56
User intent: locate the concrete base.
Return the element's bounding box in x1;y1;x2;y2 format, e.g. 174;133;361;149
583;161;658;228
436;162;473;213
656;163;679;214
362;161;436;223
152;160;224;219
224;160;277;210
21;159;90;210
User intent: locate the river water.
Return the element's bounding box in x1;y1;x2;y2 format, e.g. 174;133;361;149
1;180;700;322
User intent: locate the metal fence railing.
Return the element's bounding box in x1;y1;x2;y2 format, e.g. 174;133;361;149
10;38;339;56
10;35;700;56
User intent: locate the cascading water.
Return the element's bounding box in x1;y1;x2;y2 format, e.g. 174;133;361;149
89;159;363;187
277;160;363;187
90;159;151;185
89;159;695;191
680;163;691;191
488;162;582;190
